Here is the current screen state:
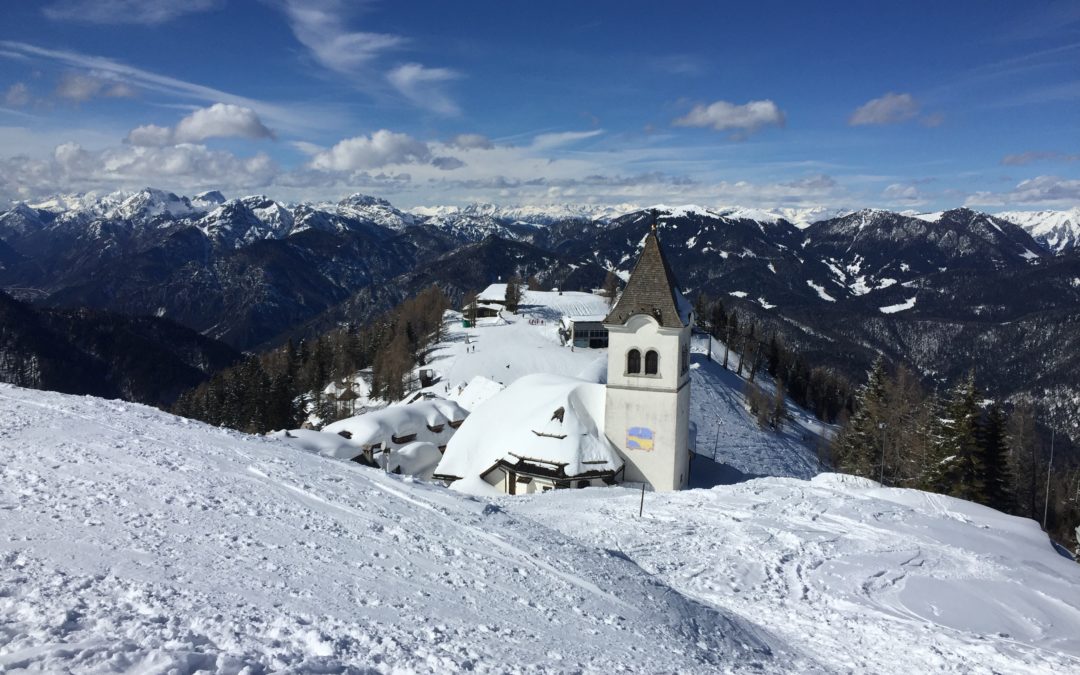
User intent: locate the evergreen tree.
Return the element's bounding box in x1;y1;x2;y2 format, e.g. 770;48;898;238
603;271;620;307
831;357;889;479
979;402;1015;512
931;373;985;502
504;274;524;313
723;313;738;370
1006;403;1041;519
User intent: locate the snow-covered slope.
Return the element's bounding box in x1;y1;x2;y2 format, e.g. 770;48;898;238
997;208;1080;253
0;384;778;673
510;473;1080;673
3;384;1078;672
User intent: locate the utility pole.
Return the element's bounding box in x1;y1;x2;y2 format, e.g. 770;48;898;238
879;422;887;485
1043;430;1055;530
639;482;646;518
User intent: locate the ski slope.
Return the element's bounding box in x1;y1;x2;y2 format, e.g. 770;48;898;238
0;385;781;673
2;385;1079;672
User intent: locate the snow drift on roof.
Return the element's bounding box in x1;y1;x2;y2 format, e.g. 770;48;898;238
435;374;622;492
323;398;468;450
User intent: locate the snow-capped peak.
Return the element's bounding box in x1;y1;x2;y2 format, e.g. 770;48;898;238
996;207;1080;253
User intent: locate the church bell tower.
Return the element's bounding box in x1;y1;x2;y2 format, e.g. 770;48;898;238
603;216;693;491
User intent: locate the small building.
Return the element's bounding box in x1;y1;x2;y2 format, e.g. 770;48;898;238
320;398;469;478
558;314;609;349
433;374;623;494
470;284;508;318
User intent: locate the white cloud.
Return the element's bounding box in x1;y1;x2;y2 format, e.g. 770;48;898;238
43;0;221;24
174;103;274;143
126;104;275;147
125;124;174;147
965;175;1080;207
673;99;785;138
4;82;30;107
55;73;136;102
310;130;432;171
448;133;493;150
882;183;925;205
282;0;405;76
290;140;325;156
1;141;277;203
848;92;920;126
387;63;462;115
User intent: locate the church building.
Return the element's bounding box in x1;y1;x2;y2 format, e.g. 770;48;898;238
433;219;693;495
603;222;694;491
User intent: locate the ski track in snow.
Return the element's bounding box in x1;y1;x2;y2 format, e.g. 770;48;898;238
509;477;1080;675
0;385;786;673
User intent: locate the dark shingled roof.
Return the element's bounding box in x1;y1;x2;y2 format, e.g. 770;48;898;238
604;229;690;329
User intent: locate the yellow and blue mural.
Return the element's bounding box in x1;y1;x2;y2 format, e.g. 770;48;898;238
626;426;655;451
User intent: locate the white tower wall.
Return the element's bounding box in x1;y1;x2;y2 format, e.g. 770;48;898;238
604;314;691;491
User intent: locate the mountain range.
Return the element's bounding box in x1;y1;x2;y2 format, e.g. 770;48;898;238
1;188;1078;444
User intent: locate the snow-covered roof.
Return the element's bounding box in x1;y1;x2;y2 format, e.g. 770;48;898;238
477;283;508;303
323;398;468;449
563;313;609;324
450;375;506;412
435;374;622;492
476;284;611;319
269;428;361;459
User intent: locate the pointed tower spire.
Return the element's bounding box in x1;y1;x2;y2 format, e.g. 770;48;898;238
604;211;690;329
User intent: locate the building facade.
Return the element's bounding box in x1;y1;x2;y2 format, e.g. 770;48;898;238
603;226;693;491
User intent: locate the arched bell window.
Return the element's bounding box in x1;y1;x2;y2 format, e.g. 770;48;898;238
627;349;641;374
645;350;659;375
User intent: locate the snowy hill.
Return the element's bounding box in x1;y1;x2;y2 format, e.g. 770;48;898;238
2;384;1078;672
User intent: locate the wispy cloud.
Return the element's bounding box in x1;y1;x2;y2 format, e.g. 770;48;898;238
529;129;604;150
3;82;30;107
43;0;222;25
0;41;338;134
56;73;136;102
1001;150;1080;166
386;63;461;115
672;100;785;139
127;103;275;146
278;1;461;115
281;0;405;76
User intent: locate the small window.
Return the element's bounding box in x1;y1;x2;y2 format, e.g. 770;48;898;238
645;350;659;375
627;348;641;374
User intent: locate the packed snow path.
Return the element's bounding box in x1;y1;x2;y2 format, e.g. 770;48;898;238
0;385;791;673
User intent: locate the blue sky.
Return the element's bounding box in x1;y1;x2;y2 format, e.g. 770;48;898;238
1;0;1078;210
